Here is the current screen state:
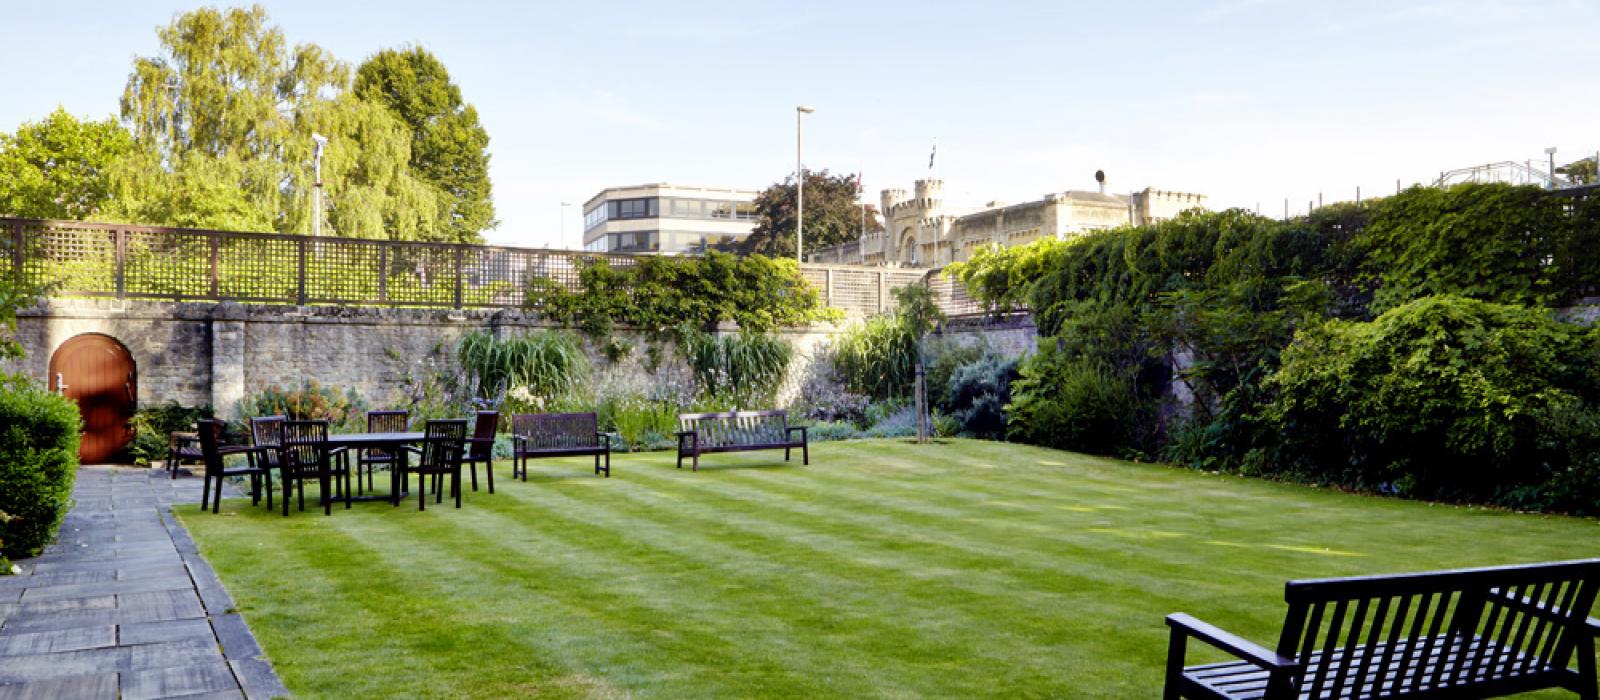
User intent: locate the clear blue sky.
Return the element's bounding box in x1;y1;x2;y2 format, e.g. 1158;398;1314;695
5;1;1598;247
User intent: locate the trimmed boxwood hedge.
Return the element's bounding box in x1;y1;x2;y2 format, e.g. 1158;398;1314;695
0;377;81;561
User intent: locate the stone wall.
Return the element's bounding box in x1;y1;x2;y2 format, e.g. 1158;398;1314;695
3;298;843;416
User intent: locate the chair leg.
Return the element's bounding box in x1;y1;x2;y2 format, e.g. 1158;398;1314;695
486;460;494;494
283;477;292;516
200;473;211;511
470;461;478;492
264;470;273;511
785;447;791;461
418;474;427;511
298;480;305;512
344;470;352;509
693;452;699;472
604;450;610;477
212;474;223;514
594;453;600;475
322;475;332;516
803;442;809;466
249;474;260;506
454;470;462;509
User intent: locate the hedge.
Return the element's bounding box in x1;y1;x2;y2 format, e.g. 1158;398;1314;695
0;377;81;560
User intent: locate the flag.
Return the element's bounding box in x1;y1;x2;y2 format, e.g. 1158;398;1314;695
928;143;937;170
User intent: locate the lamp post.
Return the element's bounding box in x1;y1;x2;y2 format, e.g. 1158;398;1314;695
311;133;328;236
1545;147;1557;189
796;105;815;263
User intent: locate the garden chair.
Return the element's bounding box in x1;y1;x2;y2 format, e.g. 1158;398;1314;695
463;410;497;494
357;410;408;495
196;419;273;514
167;430;202;479
279;420;351;516
248;415;286;479
404;419;468;511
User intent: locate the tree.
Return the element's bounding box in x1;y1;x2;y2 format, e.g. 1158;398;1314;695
355;46;496;240
741;170;882;257
112;5;455;241
1557;156;1597;185
0;108;135;220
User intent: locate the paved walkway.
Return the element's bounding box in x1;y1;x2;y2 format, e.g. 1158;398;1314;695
0;467;290;699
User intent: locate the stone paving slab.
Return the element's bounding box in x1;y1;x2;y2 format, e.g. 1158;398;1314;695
0;467;291;699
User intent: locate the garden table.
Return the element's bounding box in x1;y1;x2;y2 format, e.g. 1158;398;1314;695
327;431;425;504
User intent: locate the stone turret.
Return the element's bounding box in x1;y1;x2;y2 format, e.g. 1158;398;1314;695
913;178;944;207
881;187;908;214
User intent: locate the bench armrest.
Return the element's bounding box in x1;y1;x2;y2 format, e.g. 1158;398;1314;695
597;432;613;447
674;430;695;438
787;426;807;439
1166;613;1300;672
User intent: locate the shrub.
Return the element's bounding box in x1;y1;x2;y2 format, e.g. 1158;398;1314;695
924;337;986;413
1262;294;1600;504
946;356;1019;439
832;315;917;401
804;420;861;442
597;396;679;452
458;330;589;404
526;251;834;339
1006;344;1136;456
240;381;370;432
0;377;81;559
863;403;918;439
683;330;792;407
128;401;214;467
790;364;870;426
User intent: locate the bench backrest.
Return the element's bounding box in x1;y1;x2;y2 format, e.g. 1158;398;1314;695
1273;558;1600;696
679;410;789;447
513;412;599;449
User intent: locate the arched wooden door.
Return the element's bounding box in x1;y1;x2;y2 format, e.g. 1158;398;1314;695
49;333;137;463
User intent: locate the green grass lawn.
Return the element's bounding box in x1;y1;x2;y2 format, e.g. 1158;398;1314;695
176;439;1600;699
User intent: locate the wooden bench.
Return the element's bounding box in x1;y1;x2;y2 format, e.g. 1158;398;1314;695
675;410;807;471
1164;559;1600;700
511;412;611;479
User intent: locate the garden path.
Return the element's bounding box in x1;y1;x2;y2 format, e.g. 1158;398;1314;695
0;466;289;699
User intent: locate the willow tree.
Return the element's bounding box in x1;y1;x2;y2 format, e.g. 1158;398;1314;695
112;5;448;240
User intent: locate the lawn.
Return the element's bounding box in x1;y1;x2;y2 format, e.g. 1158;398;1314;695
177;439;1600;699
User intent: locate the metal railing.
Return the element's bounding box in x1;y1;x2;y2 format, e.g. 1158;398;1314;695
2;217;981;317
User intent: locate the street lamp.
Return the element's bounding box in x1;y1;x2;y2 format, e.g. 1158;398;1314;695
311;133;328;236
1545;146;1557;189
796;105;815;263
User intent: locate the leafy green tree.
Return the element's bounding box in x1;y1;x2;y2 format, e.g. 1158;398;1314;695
741;170;882;257
1263;294;1600;504
0;108;135;220
355;46;496;240
113;5;453;240
1557;156;1597;185
1356;183;1570;312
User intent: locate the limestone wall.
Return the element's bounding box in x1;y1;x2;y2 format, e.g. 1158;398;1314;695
4;298;843;417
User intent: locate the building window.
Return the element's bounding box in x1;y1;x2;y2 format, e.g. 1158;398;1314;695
608;198;658;220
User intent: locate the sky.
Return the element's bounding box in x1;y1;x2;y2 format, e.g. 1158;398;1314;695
4;0;1599;248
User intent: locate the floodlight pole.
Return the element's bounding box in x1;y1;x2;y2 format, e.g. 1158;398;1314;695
796;106;814;263
312;133;328;237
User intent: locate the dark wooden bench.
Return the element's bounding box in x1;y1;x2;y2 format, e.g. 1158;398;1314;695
675;410;807;471
1165;558;1600;700
511;412;610;479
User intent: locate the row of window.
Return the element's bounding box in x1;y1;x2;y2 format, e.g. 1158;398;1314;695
584;197;758;230
582;230;746;254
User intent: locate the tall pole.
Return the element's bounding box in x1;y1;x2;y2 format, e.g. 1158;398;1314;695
1545;147;1557;189
796;106;814;263
311;133;327;237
